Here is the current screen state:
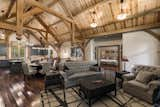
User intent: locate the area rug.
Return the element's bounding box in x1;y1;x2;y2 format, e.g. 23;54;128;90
40;89;152;107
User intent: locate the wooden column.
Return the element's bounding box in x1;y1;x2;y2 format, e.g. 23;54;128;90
71;23;75;45
5;34;10;59
56;44;61;62
16;0;24;40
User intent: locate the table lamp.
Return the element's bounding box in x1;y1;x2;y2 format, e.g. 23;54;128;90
122;56;129;72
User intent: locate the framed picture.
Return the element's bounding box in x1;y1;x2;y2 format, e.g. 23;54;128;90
96;45;120;71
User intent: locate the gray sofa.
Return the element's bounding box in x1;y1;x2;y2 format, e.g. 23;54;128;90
60;61;101;88
123;65;160;104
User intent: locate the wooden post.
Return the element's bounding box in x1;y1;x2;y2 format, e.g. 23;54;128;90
56;44;62;62
5;33;10;59
16;0;24;40
81;47;86;60
71;23;75;45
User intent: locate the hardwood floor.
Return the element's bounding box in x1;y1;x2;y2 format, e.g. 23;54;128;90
0;69;44;107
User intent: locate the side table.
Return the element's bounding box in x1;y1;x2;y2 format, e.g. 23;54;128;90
45;71;64;90
42;71;67;107
116;71;129;88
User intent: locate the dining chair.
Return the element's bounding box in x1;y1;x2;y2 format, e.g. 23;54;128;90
39;63;51;75
22;62;37;81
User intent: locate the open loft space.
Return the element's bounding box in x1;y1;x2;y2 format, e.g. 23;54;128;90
0;0;160;107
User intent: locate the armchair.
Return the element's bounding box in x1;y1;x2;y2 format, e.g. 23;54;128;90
123;65;160;104
22;63;37;81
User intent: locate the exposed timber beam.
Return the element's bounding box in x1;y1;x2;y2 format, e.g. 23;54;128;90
24;29;44;45
5;13;16;20
59;0;73;18
38;31;47;40
48;20;62;27
5;0;16;18
35;15;60;43
86;23;160;38
144;30;160;41
16;0;24;39
58;0;82;43
24;25;47;33
0;21;16;31
73;0;160;19
23;0;59;21
26;0;73;23
38;31;58;51
71;23;75;44
59;31;71;36
73;0;107;16
24;17;35;25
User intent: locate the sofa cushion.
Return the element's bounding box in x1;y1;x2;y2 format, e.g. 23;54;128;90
68;71;100;80
135;71;154;84
124;80;149;92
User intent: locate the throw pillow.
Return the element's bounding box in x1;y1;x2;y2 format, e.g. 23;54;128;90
135;71;154;84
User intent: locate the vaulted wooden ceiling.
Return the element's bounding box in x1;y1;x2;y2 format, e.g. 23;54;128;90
0;0;160;48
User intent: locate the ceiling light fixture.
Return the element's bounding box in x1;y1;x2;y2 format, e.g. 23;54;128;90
117;13;127;20
90;19;97;28
117;0;128;20
90;11;97;28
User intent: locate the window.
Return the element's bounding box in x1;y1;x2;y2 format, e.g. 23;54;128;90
0;42;7;59
11;41;25;59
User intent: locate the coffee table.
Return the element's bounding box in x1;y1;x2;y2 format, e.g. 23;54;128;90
77;75;116;107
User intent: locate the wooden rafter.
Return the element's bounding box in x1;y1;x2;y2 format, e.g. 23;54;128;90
0;21;16;31
59;31;71;36
109;3;117;30
16;0;24;39
85;23;160;38
58;0;82;43
71;23;75;44
5;13;16;20
73;0;107;16
24;29;44;45
26;0;73;23
48;20;62;27
24;25;47;33
23;0;59;21
58;0;73;18
37;31;58;51
35;15;60;43
5;0;16;18
144;30;160;41
38;31;47;40
24;17;35;25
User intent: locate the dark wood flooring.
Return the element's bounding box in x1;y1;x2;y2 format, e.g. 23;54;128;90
0;69;44;107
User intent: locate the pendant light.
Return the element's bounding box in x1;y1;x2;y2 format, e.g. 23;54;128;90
90;11;97;28
117;0;128;20
90;19;97;28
